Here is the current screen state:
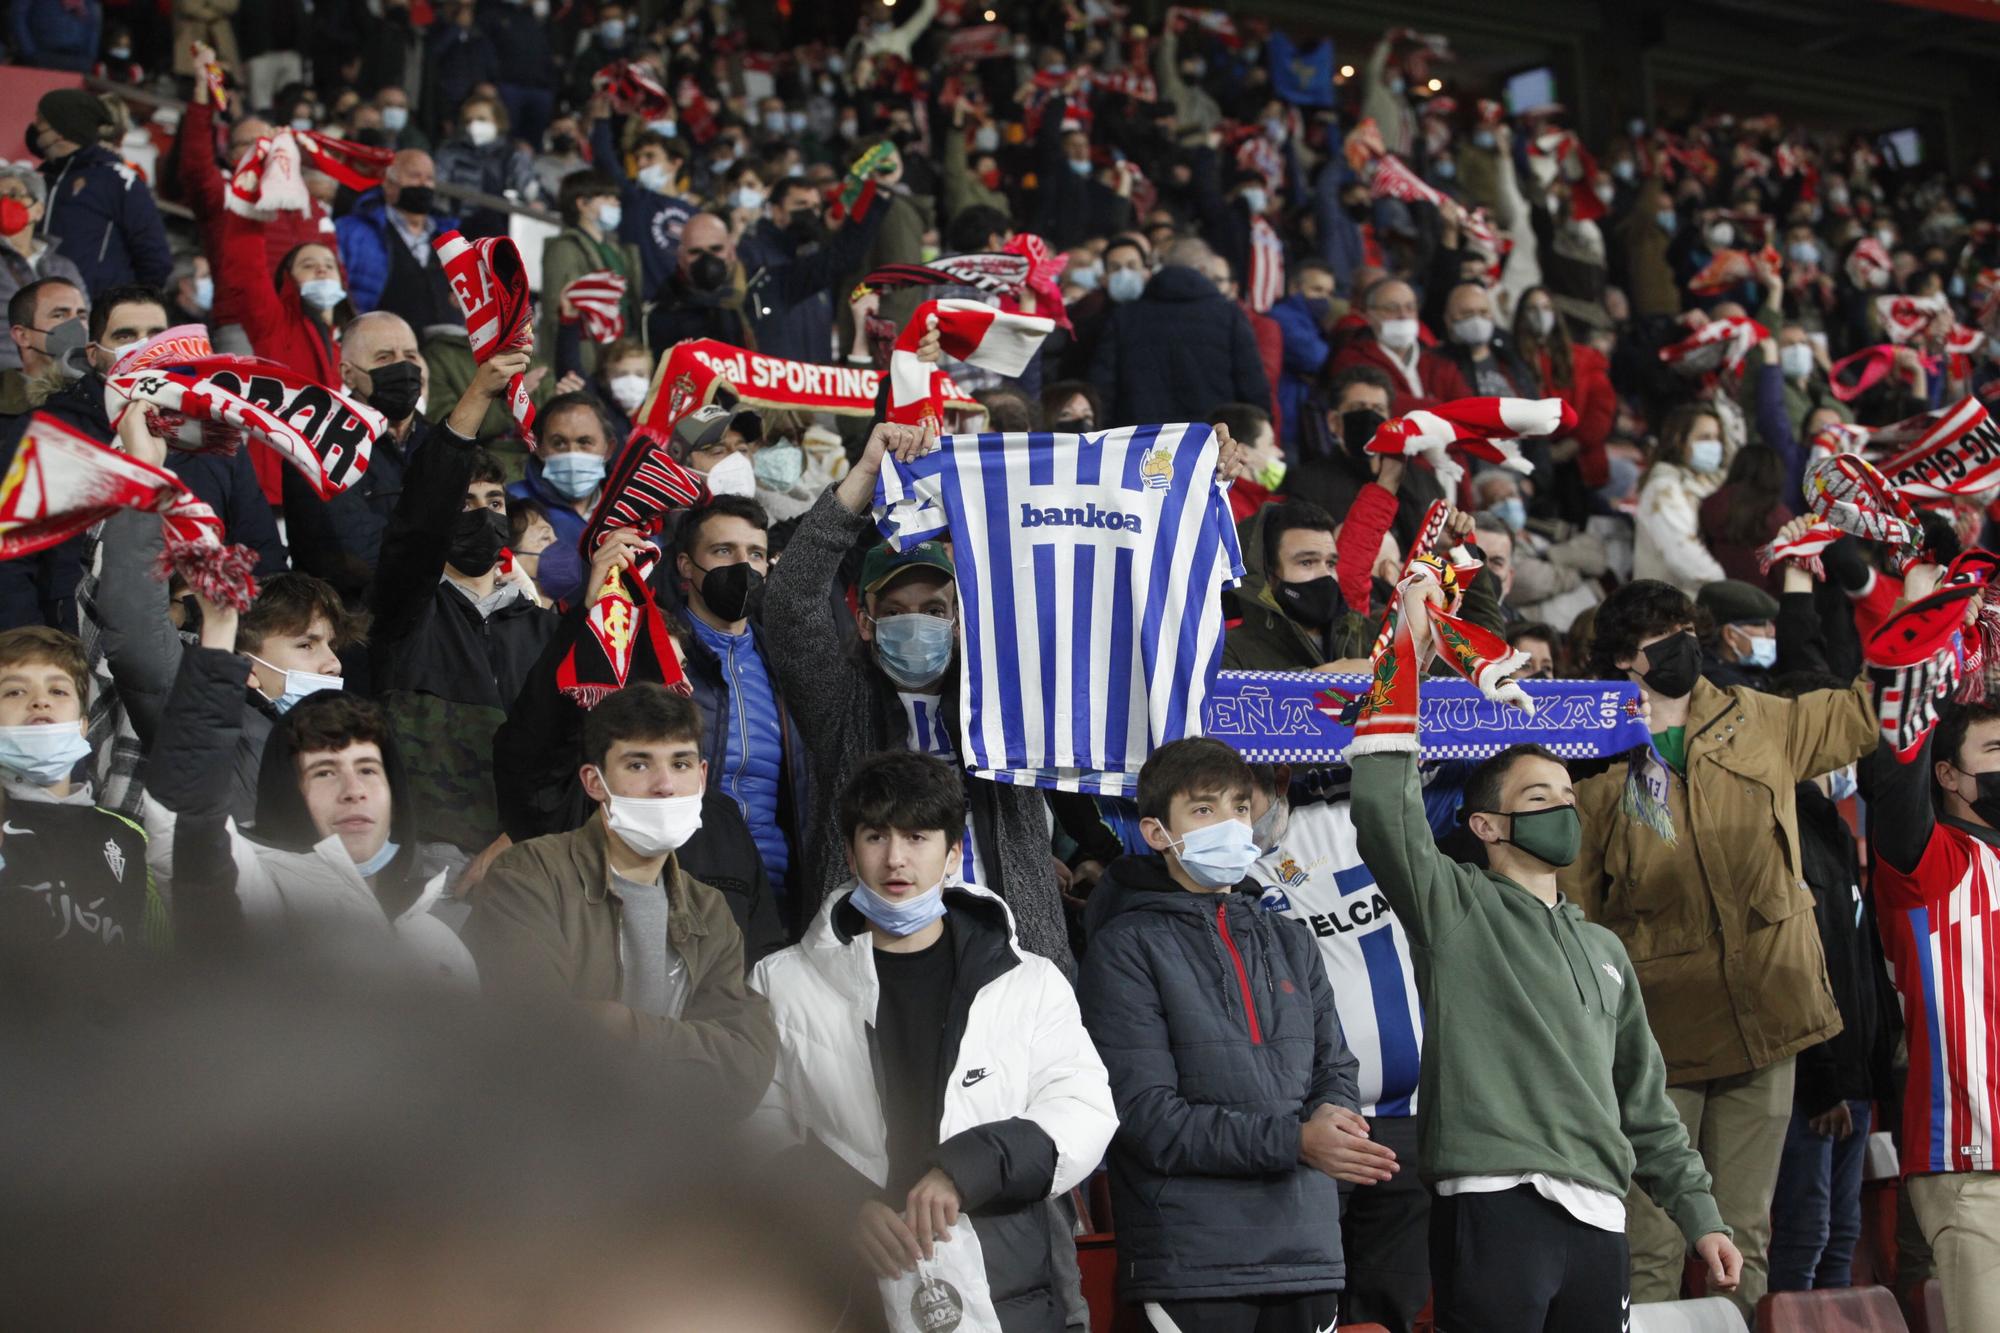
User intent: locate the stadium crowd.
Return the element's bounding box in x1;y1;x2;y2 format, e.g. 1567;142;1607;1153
3;2;1999;1331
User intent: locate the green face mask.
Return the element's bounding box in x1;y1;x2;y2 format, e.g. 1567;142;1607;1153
1497;804;1581;868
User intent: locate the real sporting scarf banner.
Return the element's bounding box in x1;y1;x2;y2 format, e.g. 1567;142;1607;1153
636;338;979;435
1202;671;1647;765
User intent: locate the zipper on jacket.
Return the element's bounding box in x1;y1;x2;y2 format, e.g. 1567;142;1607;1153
1216;902;1263;1045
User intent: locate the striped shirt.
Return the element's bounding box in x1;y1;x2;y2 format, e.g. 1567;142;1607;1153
898;690;986;887
1874;821;2000;1177
1256;799;1423;1116
875;424;1244;796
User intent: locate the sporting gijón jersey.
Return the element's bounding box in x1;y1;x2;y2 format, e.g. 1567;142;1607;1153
875;424;1244;796
0;797;163;954
1257;799;1423;1116
1874;820;2000;1177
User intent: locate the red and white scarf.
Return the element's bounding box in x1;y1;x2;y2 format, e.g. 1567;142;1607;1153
593;59;673;121
1659;316;1769;378
1368;153;1447;209
1845;237;1893;291
638;338;981;436
1871;397;2000;499
1247;215;1286;315
999;233;1072;334
563;270;628;344
1762;453;1924;577
1365;397;1577;489
0;413;258;610
107;356;381;500
1864;580;1980;759
887;300;1054;427
1877;293;1950;344
225;128;392;219
435;230;536;439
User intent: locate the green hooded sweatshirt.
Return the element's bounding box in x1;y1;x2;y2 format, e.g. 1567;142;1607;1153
1349;748;1729;1245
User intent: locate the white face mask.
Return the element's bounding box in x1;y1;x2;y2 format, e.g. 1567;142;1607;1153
1687;437;1725;474
706;450;757;497
608;373;649;412
1449;315;1494;347
1779;343;1816;380
603;791;703;858
1377;317;1420;351
247;653;344;713
465;119;498;147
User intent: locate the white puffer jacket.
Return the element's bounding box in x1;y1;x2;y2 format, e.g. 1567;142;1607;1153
751;883;1115;1333
1633;459;1728;594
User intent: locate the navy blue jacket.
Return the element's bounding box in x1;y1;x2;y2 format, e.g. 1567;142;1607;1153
737;210;888;364
1087;266;1271;428
37;144;173;297
1079;852;1354;1302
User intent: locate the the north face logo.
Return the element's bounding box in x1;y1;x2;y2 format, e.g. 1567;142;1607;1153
1019;502;1144;533
1601;963;1624;987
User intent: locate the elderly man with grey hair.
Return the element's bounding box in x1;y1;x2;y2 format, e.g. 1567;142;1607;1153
335;149;462;328
0;164;85;373
1088;234;1271;425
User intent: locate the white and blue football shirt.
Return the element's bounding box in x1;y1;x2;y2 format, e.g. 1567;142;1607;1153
875;424;1244;796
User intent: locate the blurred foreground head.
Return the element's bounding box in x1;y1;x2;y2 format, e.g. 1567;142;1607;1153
0;958;848;1332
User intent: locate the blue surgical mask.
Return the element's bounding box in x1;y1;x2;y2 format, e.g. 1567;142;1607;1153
1741;634;1777;669
1780;343;1816;380
1611;159;1636;183
1471;129;1496;150
850;878;950;936
0;722;91;785
1491;496;1527;531
542;450;607;499
599;18;627;44
597;202;623;232
299;278;346;310
874;613;955;688
1788;240;1820;267
192;275;214;310
248;653;344;714
1828;764;1858;803
1656;208;1680;235
353;839;400;877
1068;158;1092;177
1688;437;1724;474
1240;186;1268;214
752;440;804;491
381;105;409;133
1169;819;1260;889
637;162;671;192
1106;267;1146;303
1070;265;1101;292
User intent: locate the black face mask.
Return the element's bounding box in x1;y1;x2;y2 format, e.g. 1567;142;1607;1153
688;252;730;292
785;212;825;246
1637;631;1701;700
1369;574;1397;610
448;507;509;576
1956;767;2000;829
1343;198;1371;221
1052;415;1093;433
549;132;578;156
696;559;764;622
26;126;49;160
1339;408;1387;464
1277;574;1339;629
365;359;423;423
395;184;436;216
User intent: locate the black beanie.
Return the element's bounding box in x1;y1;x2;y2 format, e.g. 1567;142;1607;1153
36;90;109;150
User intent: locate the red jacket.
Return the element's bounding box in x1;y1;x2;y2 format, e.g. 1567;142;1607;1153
218;209;344;504
1328;332;1472;417
1242;301;1285;433
179;99;331;333
1536;343;1616;489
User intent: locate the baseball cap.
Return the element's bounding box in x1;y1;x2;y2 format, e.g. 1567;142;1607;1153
671;404;731;459
860;540;955;596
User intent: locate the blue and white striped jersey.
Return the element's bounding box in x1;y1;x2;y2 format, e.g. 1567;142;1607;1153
875;424;1244;796
1257;798;1424;1117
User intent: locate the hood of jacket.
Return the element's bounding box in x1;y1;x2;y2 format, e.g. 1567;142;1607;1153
799;878;1022;1017
1139;264;1227;306
1083;850;1260;939
251;697;424;915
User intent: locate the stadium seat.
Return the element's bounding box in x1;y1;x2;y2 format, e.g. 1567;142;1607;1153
1633;1296;1749;1331
1756;1286;1910;1331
